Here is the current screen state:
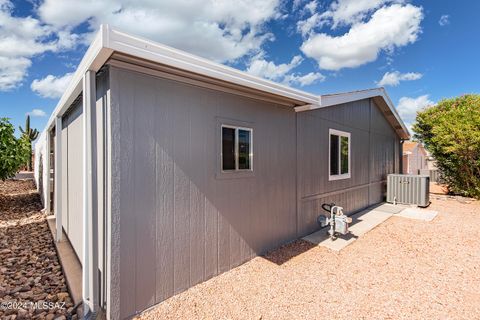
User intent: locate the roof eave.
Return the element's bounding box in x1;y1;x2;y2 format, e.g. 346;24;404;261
40;24;320;138
294;88;411;140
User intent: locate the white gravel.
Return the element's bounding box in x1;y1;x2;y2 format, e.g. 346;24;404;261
137;196;480;320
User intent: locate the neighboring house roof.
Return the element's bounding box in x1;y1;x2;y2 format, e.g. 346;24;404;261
40;25;410;140
403;141;427;155
403;141;418;153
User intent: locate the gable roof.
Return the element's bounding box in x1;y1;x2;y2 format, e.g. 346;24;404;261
403;141;418;153
41;25;410;140
403;141;427;155
295;88;410;139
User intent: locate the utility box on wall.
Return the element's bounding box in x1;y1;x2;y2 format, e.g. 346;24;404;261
387;174;430;207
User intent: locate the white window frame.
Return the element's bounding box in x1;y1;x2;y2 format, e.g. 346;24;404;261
221;124;253;172
328;128;351;181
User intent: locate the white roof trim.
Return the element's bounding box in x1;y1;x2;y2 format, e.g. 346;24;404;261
41;25;408;140
107;28;319;105
42;24;319;134
294;87;410;139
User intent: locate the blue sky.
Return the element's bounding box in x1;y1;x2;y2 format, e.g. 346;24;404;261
0;0;479;137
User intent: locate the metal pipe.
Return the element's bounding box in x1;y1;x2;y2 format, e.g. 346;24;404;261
54;117;62;242
45;129;51;214
82;70;99;314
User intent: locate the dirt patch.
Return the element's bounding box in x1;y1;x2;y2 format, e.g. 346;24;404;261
137;197;480;320
0;180;76;319
430;182;449;195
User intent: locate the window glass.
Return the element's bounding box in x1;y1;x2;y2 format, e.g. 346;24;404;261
330;134;339;175
238;129;251;170
340;136;349;174
329;129;350;180
222;127;235;170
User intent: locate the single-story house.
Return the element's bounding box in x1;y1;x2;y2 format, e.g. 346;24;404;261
34;25;410;320
402;141;428;174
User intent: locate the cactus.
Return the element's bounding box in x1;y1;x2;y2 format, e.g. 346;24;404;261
19;115;39;171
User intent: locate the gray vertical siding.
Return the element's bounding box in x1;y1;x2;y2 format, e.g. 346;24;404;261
108;65;402;319
109;66;297;318
61;102;84;263
58;72;110;306
296;98;399;236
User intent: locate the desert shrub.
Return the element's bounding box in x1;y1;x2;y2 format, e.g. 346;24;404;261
413;94;480;198
0;118;30;180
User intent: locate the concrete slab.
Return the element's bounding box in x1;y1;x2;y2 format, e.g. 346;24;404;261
395;208;438;221
14;171;34;180
303;202;439;251
303;206;394;251
372;203;407;214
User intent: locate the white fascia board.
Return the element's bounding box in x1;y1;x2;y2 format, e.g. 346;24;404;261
40;25;319;138
106;28;319;106
42;25;113;134
378;87;410;139
295;87;410;139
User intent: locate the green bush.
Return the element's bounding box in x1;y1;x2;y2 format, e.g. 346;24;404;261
413;94;480;198
0;118;31;180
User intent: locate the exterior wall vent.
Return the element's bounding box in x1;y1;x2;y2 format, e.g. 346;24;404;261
387;174;430;207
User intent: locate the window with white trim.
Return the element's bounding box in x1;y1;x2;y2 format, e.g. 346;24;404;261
329;129;351;180
221;125;253;171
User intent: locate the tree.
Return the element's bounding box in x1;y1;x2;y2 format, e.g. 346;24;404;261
19;115;39;171
413;94;480;198
0;118;30;180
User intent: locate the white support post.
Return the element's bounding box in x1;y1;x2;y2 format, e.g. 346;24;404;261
83;70;99;314
45;130;51;214
54;117;62;242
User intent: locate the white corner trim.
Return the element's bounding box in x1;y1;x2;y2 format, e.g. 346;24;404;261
54;117;62;242
43;25;114;135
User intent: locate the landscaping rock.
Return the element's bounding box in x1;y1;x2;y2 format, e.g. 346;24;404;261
0;180;75;319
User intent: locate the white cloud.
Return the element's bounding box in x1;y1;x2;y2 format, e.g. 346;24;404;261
285;71;325;86
28;109;47;117
37;0;282;63
246;55;324;87
31;72;74;99
304;1;318;15
326;0;404;28
0;56;31;90
397;95;434;131
0;1;77;91
377;71;422;87
247;55;303;81
297;0;404;35
439;14;450;26
297;12;324;36
301;4;423;70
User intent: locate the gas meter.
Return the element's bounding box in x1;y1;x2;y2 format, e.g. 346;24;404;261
317;203;352;240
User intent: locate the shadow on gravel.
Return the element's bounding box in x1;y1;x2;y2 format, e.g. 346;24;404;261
0;192;43;221
263;240;317;265
0;180;76;319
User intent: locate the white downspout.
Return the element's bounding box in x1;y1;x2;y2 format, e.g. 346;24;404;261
45;130;51;214
83;70;99;315
54;117;62;242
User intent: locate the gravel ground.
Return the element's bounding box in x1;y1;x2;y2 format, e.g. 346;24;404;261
137;196;480;320
0;180;76;320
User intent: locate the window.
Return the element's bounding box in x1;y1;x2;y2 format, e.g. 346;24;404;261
329;129;350;180
221;125;252;171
